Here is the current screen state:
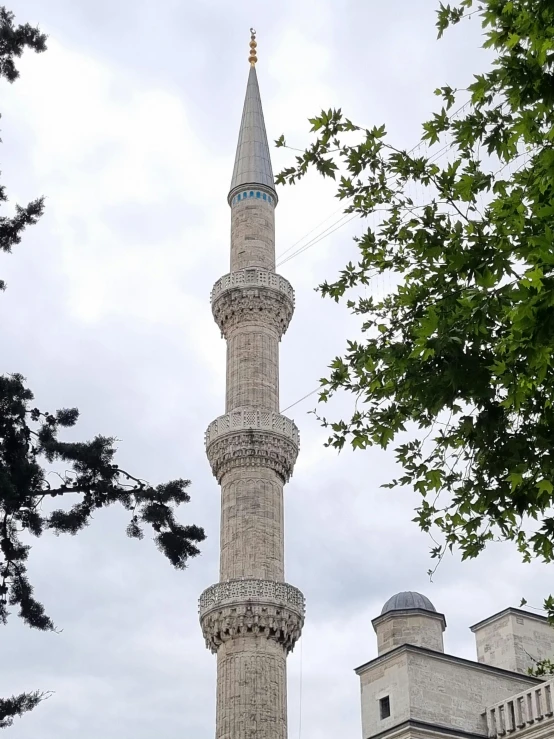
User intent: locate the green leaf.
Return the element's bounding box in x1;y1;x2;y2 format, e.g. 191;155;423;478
536;480;553;497
276;0;554;618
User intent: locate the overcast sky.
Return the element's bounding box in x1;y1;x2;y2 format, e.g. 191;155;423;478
1;1;551;737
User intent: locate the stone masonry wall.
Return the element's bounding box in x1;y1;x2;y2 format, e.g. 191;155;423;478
216;636;287;739
474;614;517;673
219;465;284;582
359;650;411;739
358;647;539;739
231;199;275;272
226;322;280;412
375;613;444;655
511;613;554;673
473;611;554;674
407;650;538;736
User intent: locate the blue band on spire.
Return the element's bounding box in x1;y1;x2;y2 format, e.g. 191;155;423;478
232;190;275;207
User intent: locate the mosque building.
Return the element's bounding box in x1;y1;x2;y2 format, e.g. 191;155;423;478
358;592;554;739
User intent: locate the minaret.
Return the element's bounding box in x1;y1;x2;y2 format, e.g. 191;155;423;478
199;30;305;739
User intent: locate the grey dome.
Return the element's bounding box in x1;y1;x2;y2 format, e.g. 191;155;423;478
381;591;436;615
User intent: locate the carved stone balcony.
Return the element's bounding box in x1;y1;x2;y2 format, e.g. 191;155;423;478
199;579;305;654
211;268;295;339
205;409;299;482
485;680;554;738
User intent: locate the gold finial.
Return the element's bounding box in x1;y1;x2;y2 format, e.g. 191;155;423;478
249;28;257;66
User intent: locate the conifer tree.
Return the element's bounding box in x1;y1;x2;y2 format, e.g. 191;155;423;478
0;7;205;727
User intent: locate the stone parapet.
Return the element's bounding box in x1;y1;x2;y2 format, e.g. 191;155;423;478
199;579;305;654
211;268;294;339
486;679;554;738
205;410;299;482
212;269;294;303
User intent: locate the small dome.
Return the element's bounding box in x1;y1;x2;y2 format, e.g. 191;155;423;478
381;591;436;615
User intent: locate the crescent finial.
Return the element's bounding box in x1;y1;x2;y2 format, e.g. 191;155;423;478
248;28;258;66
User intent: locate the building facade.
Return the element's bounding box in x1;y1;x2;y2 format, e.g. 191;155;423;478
198;31;304;739
358;593;554;739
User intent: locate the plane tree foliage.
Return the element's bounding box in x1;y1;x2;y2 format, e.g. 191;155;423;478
277;0;554;631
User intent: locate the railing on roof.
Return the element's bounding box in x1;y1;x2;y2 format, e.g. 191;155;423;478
485;680;554;737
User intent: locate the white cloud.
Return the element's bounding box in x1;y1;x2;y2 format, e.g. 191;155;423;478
1;2;551;738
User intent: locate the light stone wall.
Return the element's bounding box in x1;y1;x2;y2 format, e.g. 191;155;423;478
226;323;280;412
511;614;554;674
359;650;411;738
358;647;539;739
231;200;275;272
219;466;284;582
473;613;518;673
407;650;537;736
472;610;554;674
216;636;287;739
374;613;445;655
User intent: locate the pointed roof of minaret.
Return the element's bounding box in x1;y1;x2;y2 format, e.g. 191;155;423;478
229;30;276;202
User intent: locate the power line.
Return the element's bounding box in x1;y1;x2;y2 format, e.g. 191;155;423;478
273;102;480;420
274;98;473;269
280;388;319;414
298;634;304;739
275;139;456;269
277;213;358;267
277;205;345;260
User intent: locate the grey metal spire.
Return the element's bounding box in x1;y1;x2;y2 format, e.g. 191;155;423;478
229;63;276;199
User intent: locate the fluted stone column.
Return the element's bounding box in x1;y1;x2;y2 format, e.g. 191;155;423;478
199;39;304;739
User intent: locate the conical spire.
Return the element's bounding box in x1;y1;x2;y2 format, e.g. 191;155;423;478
229;36;276;201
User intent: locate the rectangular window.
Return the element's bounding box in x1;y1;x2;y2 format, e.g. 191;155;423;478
380;696;391;720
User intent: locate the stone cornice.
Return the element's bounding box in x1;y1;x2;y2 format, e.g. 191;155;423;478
470;607;550;632
354;644;543;684
211;268;294;339
366;718;488;739
199;579;305;655
205;410;299;482
372;608;447;631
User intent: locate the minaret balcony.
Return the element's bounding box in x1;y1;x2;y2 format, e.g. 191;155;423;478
211;268;294;339
205;409;299;482
199;578;305;654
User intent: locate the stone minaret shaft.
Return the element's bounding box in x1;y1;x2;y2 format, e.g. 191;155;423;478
199;32;304;739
